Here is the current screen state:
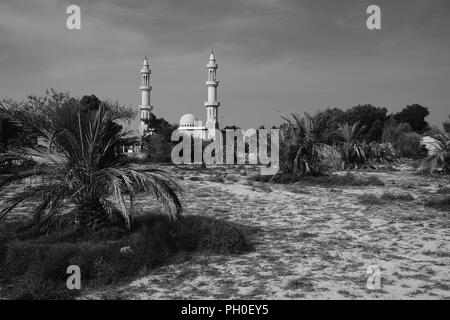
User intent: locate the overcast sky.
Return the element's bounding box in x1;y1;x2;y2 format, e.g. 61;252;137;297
0;0;449;128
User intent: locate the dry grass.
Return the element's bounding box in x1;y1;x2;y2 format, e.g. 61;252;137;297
249;172;384;187
0;213;256;299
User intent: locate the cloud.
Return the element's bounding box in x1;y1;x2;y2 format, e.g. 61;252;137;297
0;0;450;127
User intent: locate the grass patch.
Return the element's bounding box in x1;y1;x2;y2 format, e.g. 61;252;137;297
250;182;272;193
436;187;450;194
226;175;240;183
285;185;311;194
424;195;450;211
358;192;414;205
250;172;384;187
358;194;384;205
208;175;225;183
285;277;314;291
381;192;415;202
0;214;256;300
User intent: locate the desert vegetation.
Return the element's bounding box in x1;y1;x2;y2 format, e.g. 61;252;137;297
1;93;449;299
0;91;253;299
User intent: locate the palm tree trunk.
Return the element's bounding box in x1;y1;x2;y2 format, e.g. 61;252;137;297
76;198;109;233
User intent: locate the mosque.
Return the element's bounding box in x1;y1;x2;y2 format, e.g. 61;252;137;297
136;51;221;144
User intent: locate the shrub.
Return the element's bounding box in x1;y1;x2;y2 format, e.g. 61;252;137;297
338;122;367;169
0;213;255;299
249;172;384;187
173;216;254;254
437;187;450;194
382;119;425;158
424;196;450;211
358;191;414;205
144;133;174;163
209;175;225;183
381;192;414;201
358;194;384;205
279;113;339;177
419;132;450;174
0;102;182;233
396;132;425;158
364;142;398;164
315;144;344;172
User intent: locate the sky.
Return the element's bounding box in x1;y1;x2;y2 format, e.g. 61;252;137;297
0;0;449;129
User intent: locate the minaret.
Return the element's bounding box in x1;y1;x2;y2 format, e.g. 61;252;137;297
139;55;153;136
205;50;220;132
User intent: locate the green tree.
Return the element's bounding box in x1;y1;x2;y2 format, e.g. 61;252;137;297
312;105;388;144
394;104;430;133
279;113;340;177
311;108;346;145
142;114;178;162
338;122;367;169
344;105;388;142
0;96;182;233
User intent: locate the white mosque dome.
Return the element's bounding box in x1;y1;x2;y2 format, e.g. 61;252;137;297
179;113;197;127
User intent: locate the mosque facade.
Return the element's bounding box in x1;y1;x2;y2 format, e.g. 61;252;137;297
176;50;221;140
137;51;221;142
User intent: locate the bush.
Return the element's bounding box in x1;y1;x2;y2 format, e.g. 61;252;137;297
0;213;255;299
249;172;384;187
396;132;425;158
419;133;450;174
381;192;414;201
364;142;398;164
358;194;384;205
279;113;339;177
437;187;450;194
425;196;450;211
382;119;426;158
173;216;254;254
338;122;367;169
144;133;174;163
358;192;414;206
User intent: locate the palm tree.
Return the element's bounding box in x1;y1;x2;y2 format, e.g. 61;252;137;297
279;113;339;177
338;122;366;169
419;132;450;174
0;99;182;234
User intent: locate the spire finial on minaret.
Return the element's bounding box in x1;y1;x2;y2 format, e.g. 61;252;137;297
143;54;149;66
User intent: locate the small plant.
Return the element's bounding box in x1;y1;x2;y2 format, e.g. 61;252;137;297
279;113;339;178
364;142;398;164
436;187;450;194
209;175;225;183
358;194;384;205
424;196;450;211
338;122;367;169
250;172;384;187
419;116;450;175
381;192;415;202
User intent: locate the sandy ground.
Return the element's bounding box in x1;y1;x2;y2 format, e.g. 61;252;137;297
80;165;450;300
